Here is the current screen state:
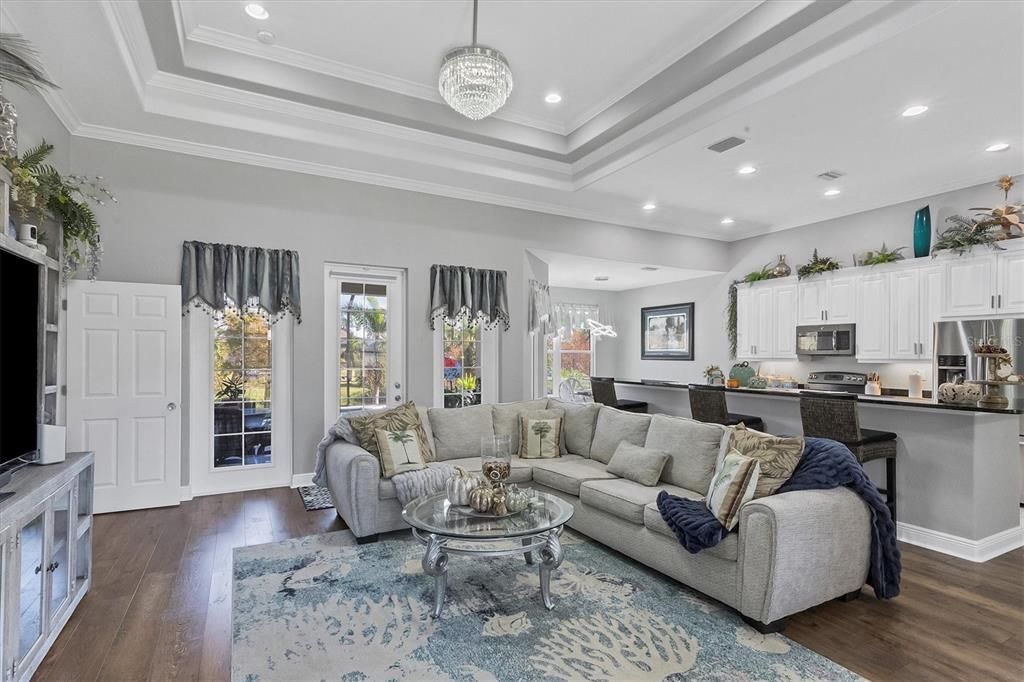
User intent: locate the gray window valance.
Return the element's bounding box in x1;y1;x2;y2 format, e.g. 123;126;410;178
181;241;301;323
429;264;509;330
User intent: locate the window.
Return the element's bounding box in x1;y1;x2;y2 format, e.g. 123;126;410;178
338;282;389;409
545;328;594;398
434;320;498;407
213;312;273;468
545;302;600;398
323;264;406;430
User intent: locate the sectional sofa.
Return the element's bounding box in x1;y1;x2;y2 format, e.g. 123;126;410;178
319;399;872;629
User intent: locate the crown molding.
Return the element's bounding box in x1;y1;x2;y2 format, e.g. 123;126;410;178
71;122;724;241
98;0;157;103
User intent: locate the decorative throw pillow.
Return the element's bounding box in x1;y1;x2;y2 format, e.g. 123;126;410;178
728;424;803;498
374;428;428;479
519;410;564;459
706;449;761;530
605;442;670;487
351;402;435;466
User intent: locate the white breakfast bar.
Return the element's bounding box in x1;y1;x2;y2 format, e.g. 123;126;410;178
613;380;1024;562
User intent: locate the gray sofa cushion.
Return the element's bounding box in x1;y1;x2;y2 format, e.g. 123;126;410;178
605;442;669;486
579;478;698;526
427;404;495;460
441;456;534;484
546;400;601;456
644;414;729;492
492;399;549;453
643;501;738;561
529;456;617;496
589;407;652;464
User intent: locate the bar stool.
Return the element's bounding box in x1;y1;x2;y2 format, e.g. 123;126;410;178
799;391;898;521
590;377;648;413
687;384;765;431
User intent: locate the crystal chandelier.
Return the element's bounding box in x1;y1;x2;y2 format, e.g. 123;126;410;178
438;0;513;120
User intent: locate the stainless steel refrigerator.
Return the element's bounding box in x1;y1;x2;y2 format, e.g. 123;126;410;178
935;318;1024;503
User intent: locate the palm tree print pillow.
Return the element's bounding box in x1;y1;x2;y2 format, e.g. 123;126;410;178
350;402;435;464
374;428;428;478
519;412;564;459
706;449;760;530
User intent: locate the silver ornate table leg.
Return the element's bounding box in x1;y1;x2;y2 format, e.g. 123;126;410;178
538;526;564;611
522;537;534;565
421;534;449;618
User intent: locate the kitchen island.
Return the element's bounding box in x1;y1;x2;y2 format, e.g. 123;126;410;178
613;379;1023;562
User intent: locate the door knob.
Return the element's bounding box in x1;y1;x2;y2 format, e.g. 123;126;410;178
167;402;177;411
394;382;401;389
394;395;402;402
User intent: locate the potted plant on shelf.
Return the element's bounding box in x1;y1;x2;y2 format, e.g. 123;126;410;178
797;249;841;279
933;175;1021;256
862;244;906;266
2;140;115;278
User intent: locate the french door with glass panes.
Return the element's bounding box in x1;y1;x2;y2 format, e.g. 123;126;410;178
323;264;406;431
187;309;293;496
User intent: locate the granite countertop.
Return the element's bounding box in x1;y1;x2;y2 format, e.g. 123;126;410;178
613;379;1024;415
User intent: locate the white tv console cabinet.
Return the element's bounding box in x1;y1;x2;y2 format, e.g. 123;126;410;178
0;452;94;681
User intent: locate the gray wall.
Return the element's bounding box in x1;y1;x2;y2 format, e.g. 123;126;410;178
64;136;730;477
6;88;70;171
606;178;1023;389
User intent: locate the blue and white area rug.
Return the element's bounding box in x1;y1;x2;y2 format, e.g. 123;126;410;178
232;530;856;681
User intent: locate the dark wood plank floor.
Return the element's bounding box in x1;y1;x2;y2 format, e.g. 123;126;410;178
34;488;1024;681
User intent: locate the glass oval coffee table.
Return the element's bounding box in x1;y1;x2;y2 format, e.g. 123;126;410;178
402;490;574;618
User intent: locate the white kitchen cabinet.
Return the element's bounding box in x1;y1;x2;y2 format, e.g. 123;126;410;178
771;283;798;358
888;264;942;360
735;281;797;360
855;271;890;360
797;275;855;324
940;244;1024;318
735;286;753;360
997;249;1024;314
918;265;943;358
942;256;997;317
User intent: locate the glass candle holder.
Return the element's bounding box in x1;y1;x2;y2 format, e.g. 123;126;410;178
481;434;512;485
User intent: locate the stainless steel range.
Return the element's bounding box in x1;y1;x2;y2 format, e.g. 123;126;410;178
805;371;867;394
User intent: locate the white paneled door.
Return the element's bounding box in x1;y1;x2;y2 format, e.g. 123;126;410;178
66;281;181;513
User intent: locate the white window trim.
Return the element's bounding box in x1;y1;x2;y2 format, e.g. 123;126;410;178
186;312;293;497
323;263;406;432
433;324;499;408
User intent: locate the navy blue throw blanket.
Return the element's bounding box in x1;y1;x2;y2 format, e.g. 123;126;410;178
657;437;901;599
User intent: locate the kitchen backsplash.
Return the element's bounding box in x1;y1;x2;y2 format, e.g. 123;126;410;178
754;359;934;390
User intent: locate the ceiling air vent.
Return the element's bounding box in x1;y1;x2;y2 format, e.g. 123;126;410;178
817;170;845;181
707;136;746;153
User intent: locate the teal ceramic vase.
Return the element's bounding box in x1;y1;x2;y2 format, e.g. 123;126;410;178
913;205;931;257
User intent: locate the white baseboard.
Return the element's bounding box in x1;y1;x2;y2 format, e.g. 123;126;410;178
291;473;315;488
897;517;1024;562
180;485;193;502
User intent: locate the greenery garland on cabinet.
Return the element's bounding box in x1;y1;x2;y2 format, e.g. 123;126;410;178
796;249;842;279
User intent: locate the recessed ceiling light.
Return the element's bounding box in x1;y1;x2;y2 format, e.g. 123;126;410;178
256;29;275;44
823;188;841;197
641;266;659;271
737;165;757;175
594;275;609;282
245;3;269;20
985;142;1010;152
720;217;735;225
901;105;928;117
544;92;562;104
642;202;657;211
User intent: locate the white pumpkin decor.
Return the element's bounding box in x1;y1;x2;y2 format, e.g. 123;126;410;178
938;380;982;404
445;466;481;506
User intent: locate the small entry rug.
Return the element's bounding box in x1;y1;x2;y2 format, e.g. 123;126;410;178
232;531;857;681
296;485;334;511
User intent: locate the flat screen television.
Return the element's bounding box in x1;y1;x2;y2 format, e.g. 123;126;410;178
0;247;40;478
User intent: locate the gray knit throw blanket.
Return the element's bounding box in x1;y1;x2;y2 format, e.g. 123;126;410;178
392;464;456;506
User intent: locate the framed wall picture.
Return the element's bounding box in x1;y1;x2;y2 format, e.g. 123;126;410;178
641;303;694;361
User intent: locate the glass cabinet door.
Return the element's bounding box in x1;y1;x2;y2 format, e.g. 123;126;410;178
49;486;73;619
17;511;46;664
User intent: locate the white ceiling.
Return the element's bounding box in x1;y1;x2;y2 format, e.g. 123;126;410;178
2;0;1022;245
531;249;720;291
179;0;758;133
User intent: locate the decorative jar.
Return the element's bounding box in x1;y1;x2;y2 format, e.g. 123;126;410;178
481;435;512;484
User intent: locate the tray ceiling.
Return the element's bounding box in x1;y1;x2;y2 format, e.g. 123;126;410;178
2;0;1021;244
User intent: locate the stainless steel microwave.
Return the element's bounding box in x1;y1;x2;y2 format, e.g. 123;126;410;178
795;324;856;356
